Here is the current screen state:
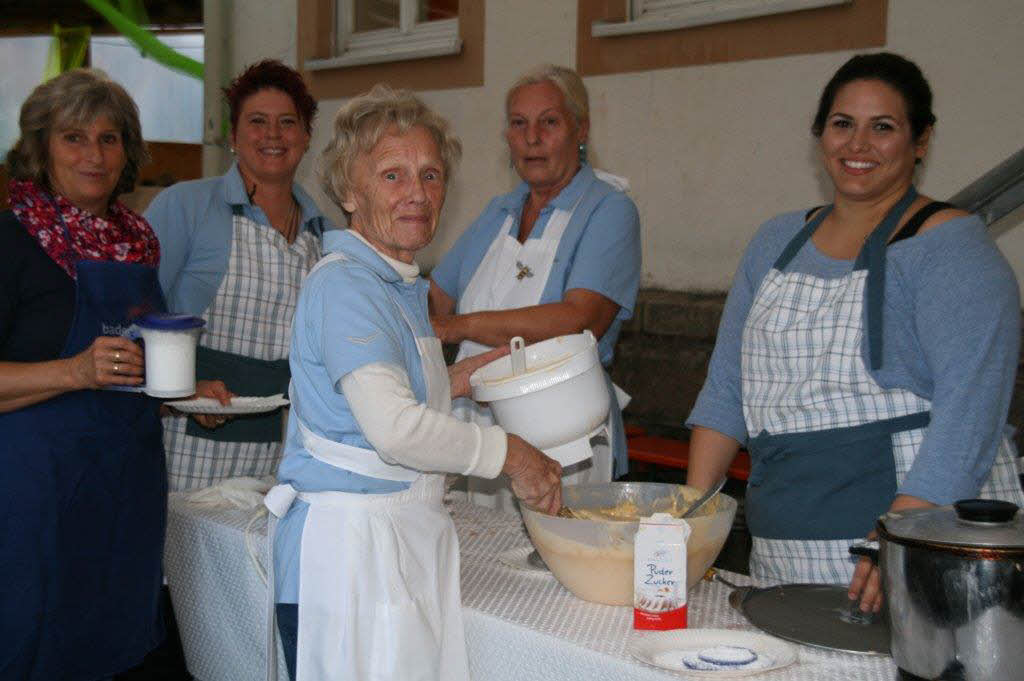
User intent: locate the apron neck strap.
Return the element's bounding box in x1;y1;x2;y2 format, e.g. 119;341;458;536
854;186;919;269
858;186;918;371
773;186;918;273
773;205;833;271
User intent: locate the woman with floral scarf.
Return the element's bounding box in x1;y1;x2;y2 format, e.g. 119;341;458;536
0;69;168;681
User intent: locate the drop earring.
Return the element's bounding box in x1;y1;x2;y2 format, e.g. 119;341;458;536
578;142;587;165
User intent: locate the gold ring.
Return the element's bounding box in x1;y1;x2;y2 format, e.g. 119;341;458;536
113;363;120;374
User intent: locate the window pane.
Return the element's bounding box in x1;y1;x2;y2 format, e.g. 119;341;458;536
418;0;458;22
0;37;51;161
90;33;204;144
354;0;400;32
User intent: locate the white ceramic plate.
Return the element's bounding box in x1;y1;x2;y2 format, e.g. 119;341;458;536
628;629;797;677
164;393;289;415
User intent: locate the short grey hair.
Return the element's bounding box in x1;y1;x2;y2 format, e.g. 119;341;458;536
321;84;462;214
505;64;590;130
6;68;148;201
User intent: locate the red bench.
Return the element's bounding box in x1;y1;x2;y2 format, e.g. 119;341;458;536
625;427;750;482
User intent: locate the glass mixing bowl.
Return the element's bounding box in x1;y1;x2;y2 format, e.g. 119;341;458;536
521;482;737;606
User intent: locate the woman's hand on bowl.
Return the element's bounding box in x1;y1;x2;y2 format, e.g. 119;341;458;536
69;336;145;389
187;379;235;428
448;345;509;399
503;434;562;515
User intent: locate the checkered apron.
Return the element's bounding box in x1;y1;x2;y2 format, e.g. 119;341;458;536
741;206;1024;586
163;210;320;491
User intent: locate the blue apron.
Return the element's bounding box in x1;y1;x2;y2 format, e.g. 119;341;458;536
0;252;168;680
744;188;930;541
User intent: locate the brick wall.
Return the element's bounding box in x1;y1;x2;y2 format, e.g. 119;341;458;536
612;289;1024;450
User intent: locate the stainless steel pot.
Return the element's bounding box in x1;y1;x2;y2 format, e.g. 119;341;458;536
873;499;1024;681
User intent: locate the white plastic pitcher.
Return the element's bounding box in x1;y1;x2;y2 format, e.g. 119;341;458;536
134;313;205;398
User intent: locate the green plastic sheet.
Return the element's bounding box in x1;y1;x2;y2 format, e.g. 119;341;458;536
84;0;203;80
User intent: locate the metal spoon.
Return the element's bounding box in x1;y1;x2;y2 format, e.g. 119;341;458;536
681;476;727;518
704;568;752;611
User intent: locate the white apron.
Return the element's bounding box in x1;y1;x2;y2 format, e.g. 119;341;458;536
741;199;1024;586
453;171;629;510
265;252;469;681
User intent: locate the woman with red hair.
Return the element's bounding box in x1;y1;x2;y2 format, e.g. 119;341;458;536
146;60;332;492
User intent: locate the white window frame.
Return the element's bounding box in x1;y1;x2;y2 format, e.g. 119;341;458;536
592;0;851;38
305;0;461;70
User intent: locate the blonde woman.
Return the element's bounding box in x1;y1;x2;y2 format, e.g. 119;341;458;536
429;64;641;510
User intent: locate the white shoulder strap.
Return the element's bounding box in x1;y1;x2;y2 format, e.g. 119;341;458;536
593;169;630;193
304;251;348;281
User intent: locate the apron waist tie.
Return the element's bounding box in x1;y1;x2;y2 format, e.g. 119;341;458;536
265;476;443;519
295;403;421;482
265;484;298;518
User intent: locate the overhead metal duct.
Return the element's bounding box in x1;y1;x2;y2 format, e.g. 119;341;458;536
950;148;1024;236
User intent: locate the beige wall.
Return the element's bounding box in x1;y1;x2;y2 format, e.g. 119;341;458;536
213;0;1024;292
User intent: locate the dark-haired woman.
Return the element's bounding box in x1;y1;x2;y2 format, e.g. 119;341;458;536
1;69;167;680
146;60;332;491
685;52;1024;611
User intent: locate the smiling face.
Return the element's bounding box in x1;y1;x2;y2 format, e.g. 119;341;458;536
505;80;588;194
342;125;446;264
231;87;310;184
820;78;930;204
47;114;127;217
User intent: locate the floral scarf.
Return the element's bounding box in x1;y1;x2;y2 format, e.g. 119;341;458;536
8;179;160;279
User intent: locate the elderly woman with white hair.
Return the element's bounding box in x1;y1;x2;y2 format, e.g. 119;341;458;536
265;85;562;681
430;64;641;510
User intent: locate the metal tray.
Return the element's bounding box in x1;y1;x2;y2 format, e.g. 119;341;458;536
730;583;891;655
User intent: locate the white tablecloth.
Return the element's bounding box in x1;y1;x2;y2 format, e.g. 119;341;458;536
164;492;898;681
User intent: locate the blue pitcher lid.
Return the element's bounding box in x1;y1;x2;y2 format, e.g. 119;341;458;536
135;313;206;330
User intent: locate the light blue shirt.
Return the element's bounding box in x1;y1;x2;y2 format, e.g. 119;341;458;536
144;162;331;316
431;164;641;366
688;210;1021;505
273;229;433;602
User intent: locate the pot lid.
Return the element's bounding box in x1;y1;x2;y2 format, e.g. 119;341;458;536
470;331;600;402
735;584;890;655
878;499;1023;550
135;313;206;330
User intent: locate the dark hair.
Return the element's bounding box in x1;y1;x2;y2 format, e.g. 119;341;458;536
7;68;148;200
224;60;318;134
811;52;936;141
